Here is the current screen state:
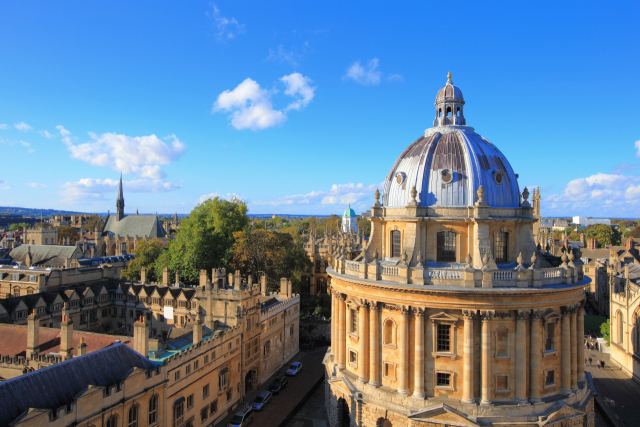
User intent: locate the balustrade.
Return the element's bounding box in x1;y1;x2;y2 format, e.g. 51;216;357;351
492;270;515;281
381;266;398;276
425;268;462;279
345;261;360;272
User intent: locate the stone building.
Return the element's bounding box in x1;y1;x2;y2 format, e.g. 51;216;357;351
324;74;593;427
610;262;640;383
343;205;359;233
23;226;58;245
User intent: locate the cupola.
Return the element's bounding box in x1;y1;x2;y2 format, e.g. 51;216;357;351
434;72;466;127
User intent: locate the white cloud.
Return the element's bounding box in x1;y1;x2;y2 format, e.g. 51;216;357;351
61;178;181;204
39;130;54;138
0;180;10;190
281;73;316;111
213;73;315;131
0;124;7;130
207;5;245;42
197;192;245;205
635;140;640;157
28;183;47;188
56;125;73;146
14;122;32;132
249;182;383;214
20;141;30;147
267;45;302;67
67;132;186;179
344;58;383;86
387;73;404;82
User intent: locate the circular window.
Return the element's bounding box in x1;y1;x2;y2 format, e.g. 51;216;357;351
395;172;406;185
441;169;453;183
493;171;503;185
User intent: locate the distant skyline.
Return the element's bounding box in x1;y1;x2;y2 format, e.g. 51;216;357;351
0;1;638;217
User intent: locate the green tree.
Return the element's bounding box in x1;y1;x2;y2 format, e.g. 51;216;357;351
121;239;164;282
585;224;621;248
230;229;312;293
84;214;102;230
57;226;80;245
357;217;371;237
600;319;610;346
154;197;249;286
630;226;640;238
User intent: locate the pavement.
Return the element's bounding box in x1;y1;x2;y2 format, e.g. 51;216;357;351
215;346;328;427
585;347;640;427
284;384;329;427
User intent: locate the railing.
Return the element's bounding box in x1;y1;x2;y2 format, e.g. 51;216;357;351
381;266;398;276
345;261;360;272
542;268;562;279
426;269;462;279
492;271;515;281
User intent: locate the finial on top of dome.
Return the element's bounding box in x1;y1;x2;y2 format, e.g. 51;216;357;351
447;71;452;81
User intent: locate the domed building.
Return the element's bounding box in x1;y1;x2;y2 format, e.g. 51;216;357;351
324;74;593;427
343;204;359;233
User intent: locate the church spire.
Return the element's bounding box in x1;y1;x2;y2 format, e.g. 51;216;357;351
116;173;125;221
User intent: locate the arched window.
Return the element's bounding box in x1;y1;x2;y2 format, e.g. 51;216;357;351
128;404;139;427
391;231;401;258
383;319;396;345
495;327;509;356
264;341;271;356
446;106;452;116
148;394;158;425
376;418;393;427
317;277;326;294
456;107;460;117
495;232;508;263
106;415;118;427
437;231;456;262
617;311;624;344
173;398;185;427
438;108;442;118
545;320;556;351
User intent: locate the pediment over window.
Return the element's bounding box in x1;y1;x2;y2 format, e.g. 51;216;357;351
409;404;479;426
542;310;560;320
430;312;459;323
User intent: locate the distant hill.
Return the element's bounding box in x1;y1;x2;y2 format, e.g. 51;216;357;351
0;206;87;217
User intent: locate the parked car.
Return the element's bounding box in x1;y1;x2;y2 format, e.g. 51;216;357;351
268;376;288;395
228;407;254;427
250;391;273;411
286;362;302;376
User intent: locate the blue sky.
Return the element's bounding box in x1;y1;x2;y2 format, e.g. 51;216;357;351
0;1;638;217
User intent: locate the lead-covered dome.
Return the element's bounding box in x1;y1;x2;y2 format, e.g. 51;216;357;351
381;74;521;208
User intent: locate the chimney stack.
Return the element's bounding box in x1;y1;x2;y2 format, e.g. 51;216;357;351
627;238;634;251
140;267;147;283
588;238;597;250
280;278;289;299
133;315;149;357
261;275;267;296
60;303;74;359
77;337;87;356
288;280;292;298
234;270;241;289
200;270;208;288
175;271;180;287
193;310;203;346
162;267;169;286
26;310;39;359
228;273;234;289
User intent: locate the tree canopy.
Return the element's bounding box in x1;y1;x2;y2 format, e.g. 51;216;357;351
121;239;164;282
585;224;621;248
230;229;311;293
630;226;640;238
154;197;249;286
57;226;80;245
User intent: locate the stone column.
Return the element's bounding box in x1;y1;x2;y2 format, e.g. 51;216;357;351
398;306;409;396
516;310;530;403
529;310;542;403
413;308;426;399
358;302;369;383
337;293;346;369
570;307;578;391
462;309;476;404
369;302;381;387
480;310;494;406
577;302;586;384
331;291;336;356
561;308;571;394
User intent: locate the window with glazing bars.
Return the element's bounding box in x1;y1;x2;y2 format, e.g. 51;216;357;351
436;372;450;386
391;231;401;258
350;309;357;333
437;324;451;352
495;232;508;262
437;232;456;262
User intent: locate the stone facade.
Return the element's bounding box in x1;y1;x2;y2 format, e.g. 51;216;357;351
324;74;593;427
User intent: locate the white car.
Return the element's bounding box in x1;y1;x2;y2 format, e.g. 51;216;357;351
286;362;302;376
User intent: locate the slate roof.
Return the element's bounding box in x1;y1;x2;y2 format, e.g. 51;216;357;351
10;244;83;267
0;343;156;426
0;324;134;357
102;214;167;238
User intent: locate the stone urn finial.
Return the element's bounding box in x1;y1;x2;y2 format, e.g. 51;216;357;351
373;248;379;260
517;252;523;266
410;186;417;203
476;185;486;206
568;246;575;266
374;188;381;206
522;187;531;207
482;251;489;266
530;251;537;267
561;249;568;267
401;251;408;265
465;253;472;267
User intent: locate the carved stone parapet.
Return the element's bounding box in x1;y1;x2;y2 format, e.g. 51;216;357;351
480;310;495;321
516;309;531;321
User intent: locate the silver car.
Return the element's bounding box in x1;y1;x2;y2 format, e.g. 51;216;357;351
228;407;254;427
250;390;273;411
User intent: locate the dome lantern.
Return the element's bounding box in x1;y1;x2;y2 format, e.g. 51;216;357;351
434;72;466;127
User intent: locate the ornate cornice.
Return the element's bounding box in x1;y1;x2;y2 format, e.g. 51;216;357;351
531;309;543;320
516;309;531;321
480;310;495;321
462;309;477;320
495;311;511;320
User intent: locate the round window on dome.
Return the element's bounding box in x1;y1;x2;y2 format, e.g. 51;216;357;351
395;172;406;185
441;169;453;184
493;171;504;185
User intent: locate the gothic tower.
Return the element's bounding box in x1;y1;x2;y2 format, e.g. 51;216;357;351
116;173;125;221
